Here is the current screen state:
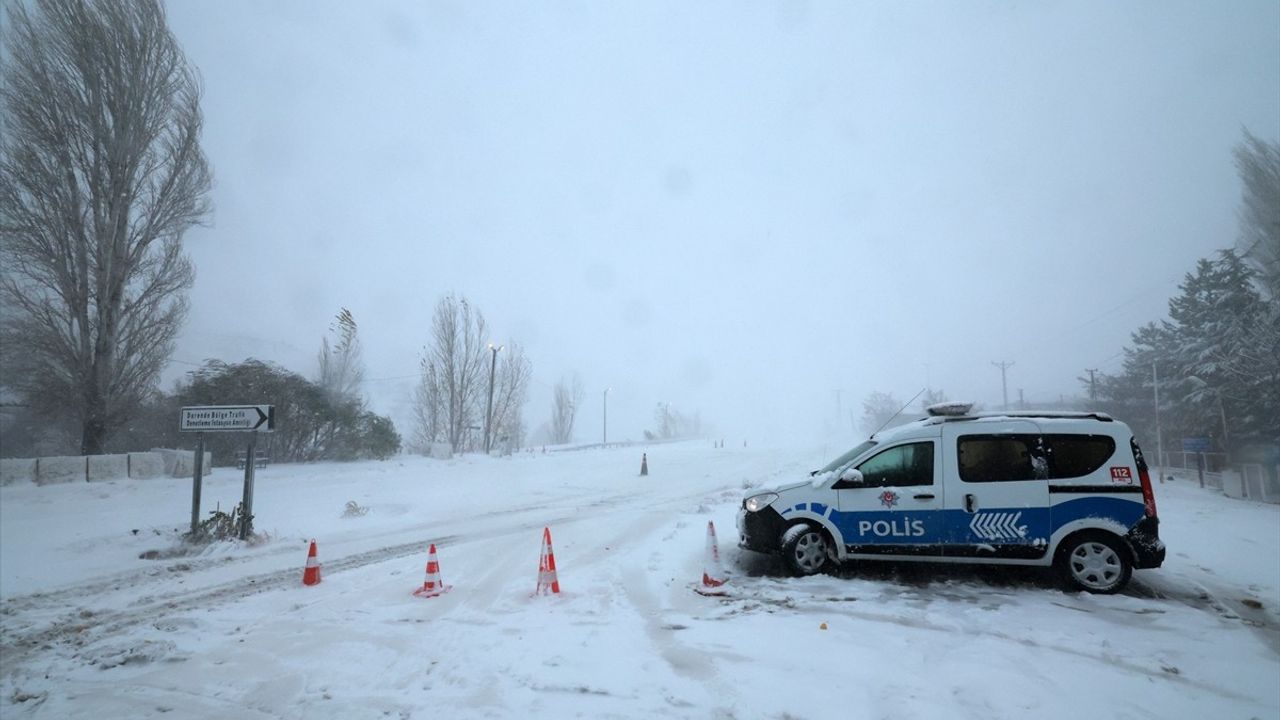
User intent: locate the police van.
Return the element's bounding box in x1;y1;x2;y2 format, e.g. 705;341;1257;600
737;403;1165;593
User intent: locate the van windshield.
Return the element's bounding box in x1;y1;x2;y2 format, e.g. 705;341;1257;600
819;440;877;473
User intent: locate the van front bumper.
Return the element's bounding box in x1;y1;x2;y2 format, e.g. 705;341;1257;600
737;504;787;554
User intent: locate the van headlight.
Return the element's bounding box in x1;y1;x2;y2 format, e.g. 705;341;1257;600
744;492;778;513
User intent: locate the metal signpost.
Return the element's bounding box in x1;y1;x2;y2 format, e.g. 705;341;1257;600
1182;436;1212;487
180;405;275;539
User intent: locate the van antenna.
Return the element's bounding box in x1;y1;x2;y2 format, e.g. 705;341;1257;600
871;388;926;438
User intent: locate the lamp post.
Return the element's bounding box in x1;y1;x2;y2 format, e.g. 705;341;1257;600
484;343;503;454
603;387;611;446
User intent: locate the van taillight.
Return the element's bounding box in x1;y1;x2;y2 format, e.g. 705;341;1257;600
1131;437;1157;518
1138;466;1157;518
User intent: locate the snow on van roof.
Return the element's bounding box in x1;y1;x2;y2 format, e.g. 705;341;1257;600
872;410;1119;441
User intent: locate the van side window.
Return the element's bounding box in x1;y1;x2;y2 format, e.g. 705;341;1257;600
855;442;934;487
958;434;1046;482
1044;434;1115;478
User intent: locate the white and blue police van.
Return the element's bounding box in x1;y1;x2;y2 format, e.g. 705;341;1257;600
738;403;1165;593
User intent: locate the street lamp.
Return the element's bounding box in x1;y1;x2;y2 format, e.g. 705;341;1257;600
484;343;503;454
603;387;611;446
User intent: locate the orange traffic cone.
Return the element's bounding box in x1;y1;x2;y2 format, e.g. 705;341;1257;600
536;527;561;595
640;453;648;476
302;539;322;586
413;543;450;598
695;521;728;596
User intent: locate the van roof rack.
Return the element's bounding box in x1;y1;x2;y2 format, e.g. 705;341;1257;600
924;410;1114;424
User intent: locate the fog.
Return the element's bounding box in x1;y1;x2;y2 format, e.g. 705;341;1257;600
161;1;1280;445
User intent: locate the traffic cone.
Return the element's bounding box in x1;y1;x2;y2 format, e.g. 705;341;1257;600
536;527;561;595
695;521;728;596
413;543;451;598
640;453;648;476
302;539;322;586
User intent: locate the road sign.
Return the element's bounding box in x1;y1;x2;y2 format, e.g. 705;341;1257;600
1181;436;1211;453
180;405;275;432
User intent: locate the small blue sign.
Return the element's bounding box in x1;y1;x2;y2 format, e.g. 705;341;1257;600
1181;437;1211;453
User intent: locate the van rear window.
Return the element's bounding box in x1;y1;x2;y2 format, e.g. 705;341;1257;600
958;433;1116;482
1044;434;1115;479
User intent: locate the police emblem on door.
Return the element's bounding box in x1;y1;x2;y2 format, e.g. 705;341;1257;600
879;490;899;508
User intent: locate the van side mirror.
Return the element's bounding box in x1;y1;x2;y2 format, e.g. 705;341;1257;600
837;468;864;485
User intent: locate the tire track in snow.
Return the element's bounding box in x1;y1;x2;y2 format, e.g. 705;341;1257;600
609;513;746;715
1;483;732;671
716;582;1258;702
0;484;671;642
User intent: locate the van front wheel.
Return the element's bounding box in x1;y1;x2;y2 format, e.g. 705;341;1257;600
1056;532;1132;594
781;524;830;576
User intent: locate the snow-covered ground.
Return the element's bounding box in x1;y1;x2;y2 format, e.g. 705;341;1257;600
2;443;1277;719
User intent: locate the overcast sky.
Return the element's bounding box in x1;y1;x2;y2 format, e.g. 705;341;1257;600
161;0;1280;446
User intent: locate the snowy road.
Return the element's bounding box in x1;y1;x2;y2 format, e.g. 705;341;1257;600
2;444;1277;719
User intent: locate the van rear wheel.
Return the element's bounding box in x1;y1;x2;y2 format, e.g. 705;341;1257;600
782;524;830;576
1057;532;1132;594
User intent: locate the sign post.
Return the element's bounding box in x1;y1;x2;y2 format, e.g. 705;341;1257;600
1182;437;1211;488
180;405;275;538
240;433;257;540
190;432;205;534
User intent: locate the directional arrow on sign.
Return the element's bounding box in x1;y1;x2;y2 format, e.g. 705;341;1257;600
180;405;275;432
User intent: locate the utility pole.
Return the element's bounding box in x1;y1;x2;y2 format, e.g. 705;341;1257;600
1153;361;1163;484
603;387;610;446
991;360;1015;410
1018;388;1025;409
484;343;503;454
1084;368;1098;402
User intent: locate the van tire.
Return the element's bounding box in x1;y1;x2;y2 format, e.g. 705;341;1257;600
781;523;830;576
1056;531;1132;594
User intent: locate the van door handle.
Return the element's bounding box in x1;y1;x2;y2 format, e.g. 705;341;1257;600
913;493;935;500
964;494;977;513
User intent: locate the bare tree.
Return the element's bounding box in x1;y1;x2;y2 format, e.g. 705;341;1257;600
413;294;487;452
488;344;532;453
410;358;444;453
859;392;902;434
549;373;583;444
1234;130;1280;300
317;307;364;406
919;388;948;413
0;0;211;454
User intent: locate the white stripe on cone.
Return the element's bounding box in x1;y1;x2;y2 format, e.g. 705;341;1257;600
696;521;728;595
536;527;560;595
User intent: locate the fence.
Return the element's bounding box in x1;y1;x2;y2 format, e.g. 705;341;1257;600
1159;451;1231;474
1238;464;1279;504
1179;464;1280;505
0;449;211;486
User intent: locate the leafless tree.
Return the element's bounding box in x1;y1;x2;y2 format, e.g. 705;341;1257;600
650;401;701;439
918;388;948;413
0;0;211;455
549;373;583;444
488;344;532;452
413;294;488;452
317;307;364;406
859;392;902;434
1234;130;1280;300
